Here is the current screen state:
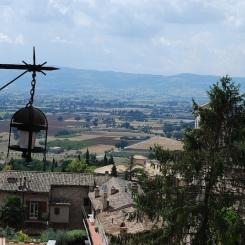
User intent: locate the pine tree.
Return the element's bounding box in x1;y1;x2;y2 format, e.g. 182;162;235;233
130;76;245;244
111;164;118;177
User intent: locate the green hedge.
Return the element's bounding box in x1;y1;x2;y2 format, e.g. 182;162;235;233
40;229;87;245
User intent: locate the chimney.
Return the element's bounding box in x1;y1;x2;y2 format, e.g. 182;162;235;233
120;222;128;234
102;191;109;210
94;186;100;198
111;186;117;195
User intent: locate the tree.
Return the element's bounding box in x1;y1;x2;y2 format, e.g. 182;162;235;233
111;164;118;177
103;152;108;165
90;153;97;164
51;158;56;172
121;122;133;129
115;140;129;149
85;148;90;165
0;196;24;229
130;76;245;244
3;164;12;171
66;159;88;173
74;115;81;121
128;156;134;181
109;155;115;165
57;115;63;121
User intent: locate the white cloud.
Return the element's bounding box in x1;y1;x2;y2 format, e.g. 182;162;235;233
0;33;12;43
0;33;24;44
152;36;183;47
48;0;70;14
51;36;70;44
15;34;24;45
0;0;245;76
74;12;93;27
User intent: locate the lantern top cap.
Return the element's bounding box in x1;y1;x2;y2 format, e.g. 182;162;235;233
11;107;47;130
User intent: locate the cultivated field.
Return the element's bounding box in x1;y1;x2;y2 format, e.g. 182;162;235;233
126;136;183;151
82;144;115;154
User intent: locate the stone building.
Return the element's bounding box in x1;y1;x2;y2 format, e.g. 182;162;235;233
88;177;157;244
132;155;147;167
0;171;109;233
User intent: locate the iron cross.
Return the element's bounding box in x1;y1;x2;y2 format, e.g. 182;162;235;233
0;47;58;91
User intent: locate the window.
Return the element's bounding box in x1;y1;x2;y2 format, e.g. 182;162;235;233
29;202;39;220
54;207;60;215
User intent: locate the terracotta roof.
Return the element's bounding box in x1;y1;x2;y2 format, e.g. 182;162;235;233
97;207;157;235
133;155;147;160
89;177;134;211
0;171;109;193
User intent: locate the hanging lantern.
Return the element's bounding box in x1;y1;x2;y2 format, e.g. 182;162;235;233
7;106;48;162
0;47;58;163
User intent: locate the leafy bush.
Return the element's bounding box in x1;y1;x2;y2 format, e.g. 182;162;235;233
40;229;57;242
55;230;70;245
66;230;86;244
115;139;129;149
0;196;24;229
40;229;86;245
17;230;30;242
8;159;53;171
0;227;16;239
55;130;75;137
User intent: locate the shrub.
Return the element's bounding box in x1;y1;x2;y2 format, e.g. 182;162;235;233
0;196;24;229
0;227;16;239
55;230;70;245
115;140;128;149
40;229;57;242
55;130;74;137
41;229;86;245
17;230;30;242
66;230;86;244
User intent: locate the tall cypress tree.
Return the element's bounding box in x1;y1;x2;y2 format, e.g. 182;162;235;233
85;148;90;165
51;158;55;172
128;76;245;244
103;152;108;165
109;155;115;165
129;155;134;181
111;164;118;177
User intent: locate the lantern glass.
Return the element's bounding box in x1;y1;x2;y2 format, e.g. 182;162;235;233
19;130;36;150
7;106;48;161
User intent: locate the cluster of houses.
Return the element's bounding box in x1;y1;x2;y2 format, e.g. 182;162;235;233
0;167;157;244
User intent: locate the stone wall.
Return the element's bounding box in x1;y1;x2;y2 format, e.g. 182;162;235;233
50;185;90;229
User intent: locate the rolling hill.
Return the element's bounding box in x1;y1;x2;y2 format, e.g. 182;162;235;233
0;67;245;99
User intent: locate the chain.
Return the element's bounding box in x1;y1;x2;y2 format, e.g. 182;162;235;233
26;71;36;107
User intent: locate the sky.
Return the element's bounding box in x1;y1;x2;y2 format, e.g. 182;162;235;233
0;0;245;76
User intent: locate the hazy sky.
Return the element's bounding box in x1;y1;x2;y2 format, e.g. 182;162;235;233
0;0;245;76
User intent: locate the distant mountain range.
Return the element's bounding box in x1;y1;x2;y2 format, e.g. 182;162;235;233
1;67;245;100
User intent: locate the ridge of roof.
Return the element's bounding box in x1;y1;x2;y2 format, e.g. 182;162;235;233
0;171;110;193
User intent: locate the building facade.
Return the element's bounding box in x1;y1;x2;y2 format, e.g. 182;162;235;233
0;171;109;233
